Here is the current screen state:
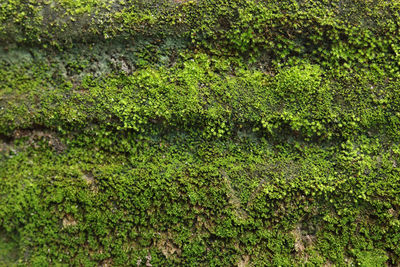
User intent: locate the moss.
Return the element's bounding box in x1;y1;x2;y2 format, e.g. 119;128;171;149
1;0;400;266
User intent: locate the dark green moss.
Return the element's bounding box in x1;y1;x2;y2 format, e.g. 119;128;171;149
1;0;400;266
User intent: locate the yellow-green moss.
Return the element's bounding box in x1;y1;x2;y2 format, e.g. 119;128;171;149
1;0;400;266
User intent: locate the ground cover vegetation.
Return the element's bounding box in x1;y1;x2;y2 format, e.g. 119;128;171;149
1;0;400;265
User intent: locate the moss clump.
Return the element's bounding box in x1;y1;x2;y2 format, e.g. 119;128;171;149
1;0;400;266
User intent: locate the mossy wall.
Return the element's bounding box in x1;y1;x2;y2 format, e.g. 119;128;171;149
1;0;400;266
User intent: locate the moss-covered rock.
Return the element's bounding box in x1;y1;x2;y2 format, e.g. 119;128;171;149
1;0;400;266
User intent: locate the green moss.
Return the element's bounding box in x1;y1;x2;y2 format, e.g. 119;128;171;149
1;0;400;265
